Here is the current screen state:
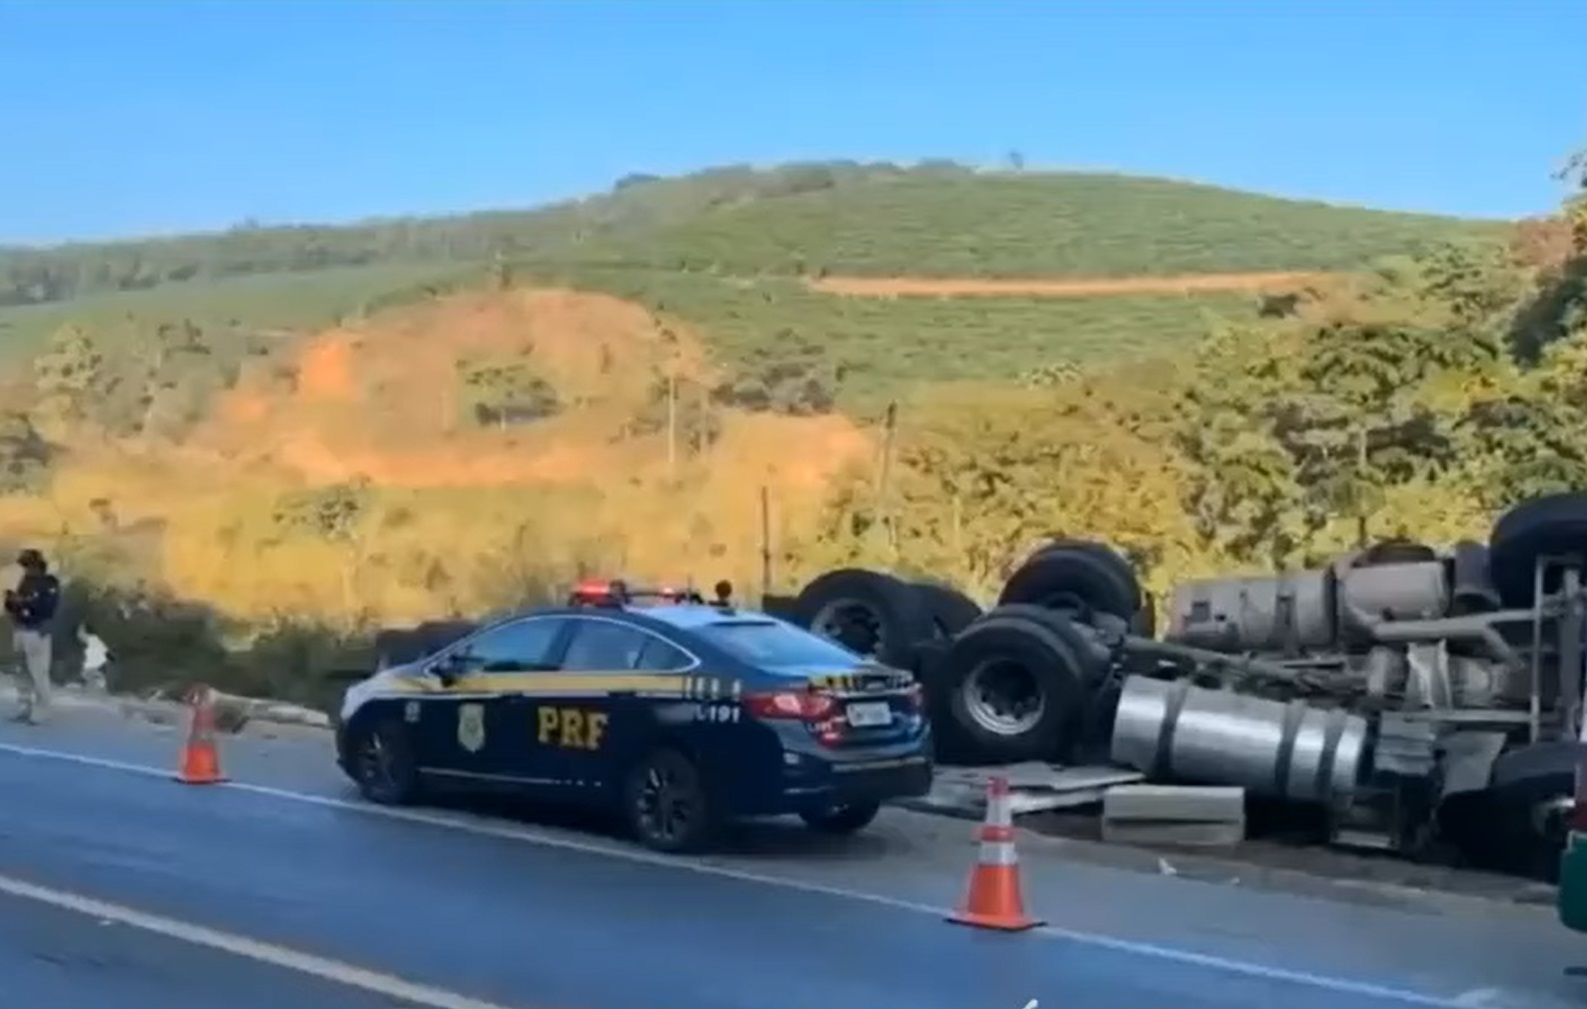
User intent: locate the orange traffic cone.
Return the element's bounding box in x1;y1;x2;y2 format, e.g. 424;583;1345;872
175;684;228;785
947;776;1043;932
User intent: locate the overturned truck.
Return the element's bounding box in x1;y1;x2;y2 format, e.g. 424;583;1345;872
778;492;1587;874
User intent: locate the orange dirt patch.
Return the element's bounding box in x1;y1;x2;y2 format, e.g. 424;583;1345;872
37;287;878;623
807;271;1330;299
196;286;869;494
297;334;356;399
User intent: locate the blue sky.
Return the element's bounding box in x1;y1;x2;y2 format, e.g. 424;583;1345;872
1;0;1582;245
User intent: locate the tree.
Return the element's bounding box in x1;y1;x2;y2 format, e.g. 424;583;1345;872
1562;145;1587;253
32;325;106;430
0;412;53;493
1178;245;1519;564
808;373;1207;599
712;332;839;416
456;356;561;430
131;318;217;437
272;479;373;617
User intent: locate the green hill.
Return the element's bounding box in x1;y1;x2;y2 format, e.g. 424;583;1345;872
569;170;1506;278
1;161;1504;308
0;161;1514;410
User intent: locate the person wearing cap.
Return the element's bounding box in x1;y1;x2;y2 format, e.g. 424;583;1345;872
4;549;61;723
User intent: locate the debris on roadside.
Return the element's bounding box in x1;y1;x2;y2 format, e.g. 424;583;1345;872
1101;783;1246;848
898;762;1143;820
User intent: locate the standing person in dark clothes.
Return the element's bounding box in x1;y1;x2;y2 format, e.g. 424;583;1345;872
4;549;60;724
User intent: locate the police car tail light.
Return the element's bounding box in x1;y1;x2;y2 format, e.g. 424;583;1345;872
744;690;837;721
902;683;924;712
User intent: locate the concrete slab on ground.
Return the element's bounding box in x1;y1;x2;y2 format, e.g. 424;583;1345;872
1101;784;1248;847
900;762;1145;819
1103;784;1247;822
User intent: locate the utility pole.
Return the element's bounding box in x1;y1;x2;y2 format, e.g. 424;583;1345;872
759;484;772;603
873;401;899;560
662;326;680;475
666;372;678;474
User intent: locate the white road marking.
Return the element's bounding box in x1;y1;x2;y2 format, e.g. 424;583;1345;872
0;741;1491;1008
0;870;524;1009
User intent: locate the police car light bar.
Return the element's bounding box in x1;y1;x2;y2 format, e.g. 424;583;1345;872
567;579;710;607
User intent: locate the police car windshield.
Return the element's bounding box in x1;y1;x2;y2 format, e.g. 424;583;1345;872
697;620;861;669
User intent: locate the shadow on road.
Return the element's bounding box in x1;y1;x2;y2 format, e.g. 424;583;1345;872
408;791;919;863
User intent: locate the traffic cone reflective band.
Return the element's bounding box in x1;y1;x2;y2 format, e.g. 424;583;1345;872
175;684;227;785
948;776;1042;932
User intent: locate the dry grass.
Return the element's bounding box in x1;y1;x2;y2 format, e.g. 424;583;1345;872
11;288;877;626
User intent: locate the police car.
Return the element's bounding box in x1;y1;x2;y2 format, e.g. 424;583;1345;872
334;580;934;852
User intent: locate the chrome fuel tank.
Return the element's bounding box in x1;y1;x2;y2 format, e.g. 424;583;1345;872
1110;675;1368;805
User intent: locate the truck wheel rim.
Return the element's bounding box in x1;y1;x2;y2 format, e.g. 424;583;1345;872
810;598;886;659
962;658;1045;735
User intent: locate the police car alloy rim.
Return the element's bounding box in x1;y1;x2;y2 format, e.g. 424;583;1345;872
357;731;399;792
810;598;887;659
961;657;1046;735
638;763;697;843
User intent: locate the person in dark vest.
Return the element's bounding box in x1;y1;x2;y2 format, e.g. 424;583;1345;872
5;549;60;724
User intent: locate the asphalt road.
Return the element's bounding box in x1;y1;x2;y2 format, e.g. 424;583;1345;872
1;697;1587;1009
0;885;428;1009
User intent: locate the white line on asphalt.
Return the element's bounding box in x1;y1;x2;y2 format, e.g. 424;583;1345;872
0;741;1492;1009
0;870;524;1009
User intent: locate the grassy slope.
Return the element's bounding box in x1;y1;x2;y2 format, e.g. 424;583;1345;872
569;172;1506;277
0;262;474;361
533;266;1252;410
0;165;1508;398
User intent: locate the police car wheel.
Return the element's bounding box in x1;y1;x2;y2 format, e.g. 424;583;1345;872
351;717;421;806
799;801;881;835
624;748;717;854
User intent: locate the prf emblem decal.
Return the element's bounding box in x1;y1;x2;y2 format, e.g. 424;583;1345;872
403;701;420;724
457;703;486;753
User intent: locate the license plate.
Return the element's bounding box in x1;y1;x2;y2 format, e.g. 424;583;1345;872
846;701;893;728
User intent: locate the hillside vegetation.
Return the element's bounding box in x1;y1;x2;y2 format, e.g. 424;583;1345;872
572;171;1502;278
1;161;1498;309
0;157;1570;707
0;162;1502;410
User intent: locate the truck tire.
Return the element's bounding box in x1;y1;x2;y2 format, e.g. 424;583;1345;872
932;607;1098;765
792;569;935;669
908;580;982;638
1031;537;1137;583
1446;742;1578;880
985;603;1115;685
998;542;1143;625
1489;493;1587;606
1023;538;1155;635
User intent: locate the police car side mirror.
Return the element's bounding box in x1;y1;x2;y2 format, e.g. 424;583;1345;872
426;652;465;686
